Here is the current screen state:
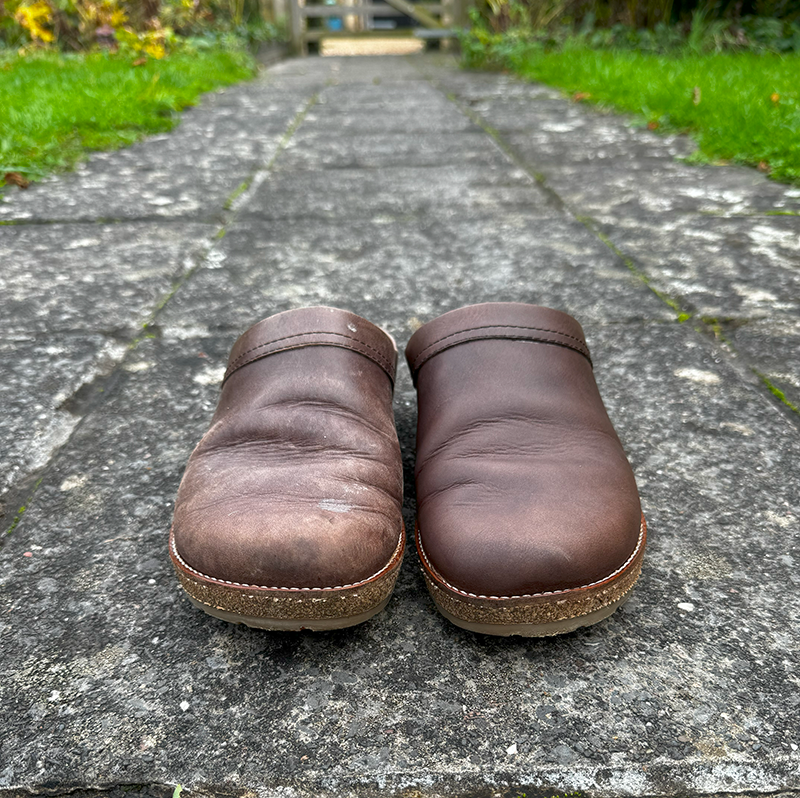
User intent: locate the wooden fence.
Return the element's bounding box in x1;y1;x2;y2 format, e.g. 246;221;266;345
288;0;468;55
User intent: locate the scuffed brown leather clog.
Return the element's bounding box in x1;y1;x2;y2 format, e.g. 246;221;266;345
170;307;405;630
405;302;646;636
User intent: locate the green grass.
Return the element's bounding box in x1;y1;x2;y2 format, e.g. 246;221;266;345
478;44;800;183
0;44;257;187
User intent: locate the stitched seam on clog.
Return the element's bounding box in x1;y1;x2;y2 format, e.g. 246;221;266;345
410;325;590;374
417;517;645;600
230;331;391;369
227;330;394;378
171;528;403;592
415;324;587;357
224;341;395;387
413;336;591;376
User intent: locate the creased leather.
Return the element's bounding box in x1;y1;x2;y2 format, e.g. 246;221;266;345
172;307;404;590
405;302;643;598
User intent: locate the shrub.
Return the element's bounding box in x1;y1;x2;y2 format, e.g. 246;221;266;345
466;0;800;39
0;0;277;53
462;2;800;58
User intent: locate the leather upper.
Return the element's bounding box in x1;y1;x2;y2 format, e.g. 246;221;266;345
172;307;404;590
224;308;397;386
406;302;642;598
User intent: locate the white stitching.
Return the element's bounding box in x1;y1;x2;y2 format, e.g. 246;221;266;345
417;516;646;600
170;527;404;592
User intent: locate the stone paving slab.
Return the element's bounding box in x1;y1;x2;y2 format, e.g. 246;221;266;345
473;98;666;136
0;145;275;224
314;87;439;107
313;85;449;106
537;162;800;218
420;68;561;101
281;131;510;169
1;222;215;336
0;334;126;505
0;220;214;520
504;127;697;167
306;87;465;127
320;81;434;100
1;53;799;798
303;108;477;134
160;215;669;330
324;56;426;83
239;164;557;220
461;96;692;165
593;214;800;321
446;91;700;167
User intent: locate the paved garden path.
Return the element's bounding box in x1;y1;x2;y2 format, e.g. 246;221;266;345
1;53;799;798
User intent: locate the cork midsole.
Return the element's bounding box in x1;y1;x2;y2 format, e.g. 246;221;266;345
185;594;393;631
171;528;405;626
433;593;632;637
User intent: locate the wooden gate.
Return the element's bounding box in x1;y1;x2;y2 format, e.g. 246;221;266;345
289;0;468;55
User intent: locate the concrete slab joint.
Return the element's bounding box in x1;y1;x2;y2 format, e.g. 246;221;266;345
0;54;798;798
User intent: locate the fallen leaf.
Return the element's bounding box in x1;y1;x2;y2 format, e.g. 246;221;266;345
4;172;30;188
132;57;147;66
692;86;701;105
647;120;659;130
572;92;591;102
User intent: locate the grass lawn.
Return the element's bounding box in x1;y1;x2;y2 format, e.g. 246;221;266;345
0;44;257;188
481;45;800;183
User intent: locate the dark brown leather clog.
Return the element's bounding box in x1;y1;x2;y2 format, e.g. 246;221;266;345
170;307;405;630
405;302;646;636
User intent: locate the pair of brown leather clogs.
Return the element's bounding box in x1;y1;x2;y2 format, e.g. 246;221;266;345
170;304;646;637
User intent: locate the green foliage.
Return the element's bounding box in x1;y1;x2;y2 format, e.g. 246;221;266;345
462;9;800;60
461;33;800;185
0;0;284;52
739;13;800;50
0;0;284;190
467;0;800;40
0;43;256;187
